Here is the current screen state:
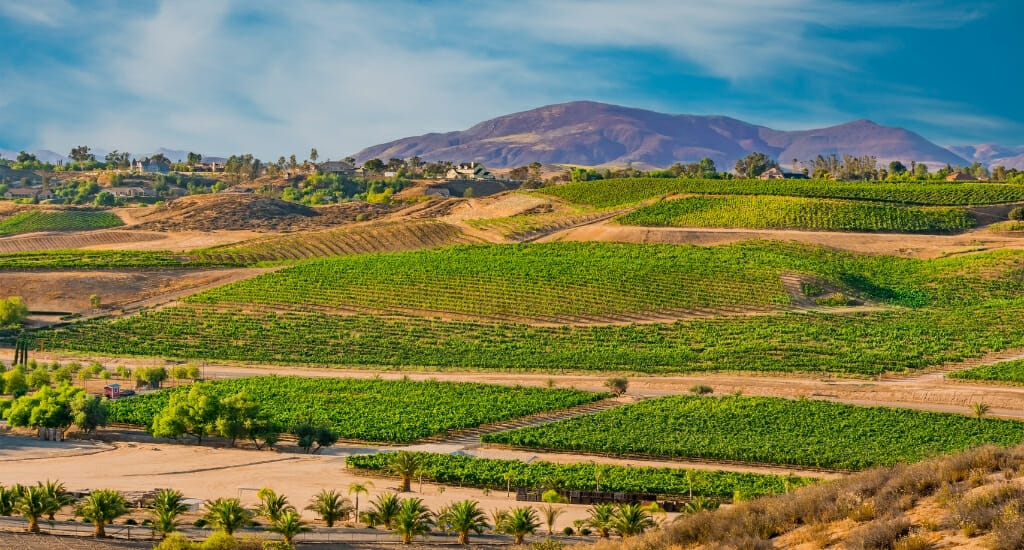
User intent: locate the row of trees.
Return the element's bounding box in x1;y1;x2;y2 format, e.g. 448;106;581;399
0;383;108;439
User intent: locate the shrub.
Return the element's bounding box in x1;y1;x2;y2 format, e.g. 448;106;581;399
1008;207;1024;221
689;384;714;395
843;516;911;550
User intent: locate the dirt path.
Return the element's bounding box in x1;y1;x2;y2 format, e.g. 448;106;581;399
542;221;1024;259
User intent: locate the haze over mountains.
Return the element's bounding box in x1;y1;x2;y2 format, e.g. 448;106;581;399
354;101;1017;170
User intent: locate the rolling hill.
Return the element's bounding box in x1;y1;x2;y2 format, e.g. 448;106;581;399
949;143;1024;170
353;101;969;169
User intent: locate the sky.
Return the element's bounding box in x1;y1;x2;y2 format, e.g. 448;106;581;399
0;0;1021;160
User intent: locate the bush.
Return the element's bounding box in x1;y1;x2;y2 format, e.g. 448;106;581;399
1008;207;1024;221
154;533;194;550
843;516;911;550
0;296;28;327
604;377;628;396
689;384;714;395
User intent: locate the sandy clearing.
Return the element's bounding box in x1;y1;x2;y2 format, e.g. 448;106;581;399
81;230;263;252
0;436;616;531
0;230;167;254
542;221;1024;259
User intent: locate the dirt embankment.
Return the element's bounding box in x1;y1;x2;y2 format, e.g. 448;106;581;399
129;194;399;232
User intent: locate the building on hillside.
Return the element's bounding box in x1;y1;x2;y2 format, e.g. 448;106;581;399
945;172;975;181
445;162;494;180
317;161;356;176
756;167;809;180
3;188;56;200
105;186;154;198
132;158;171;174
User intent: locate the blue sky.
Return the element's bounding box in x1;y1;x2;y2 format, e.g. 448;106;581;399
0;0;1020;159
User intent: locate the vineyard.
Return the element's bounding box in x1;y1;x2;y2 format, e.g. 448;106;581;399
106;376;604;443
346;452;813;499
465;209;622;242
481;395;1024;470
0;249;243;270
618;196;975;233
32;297;1024;375
540;178;1024;208
948;359;1024;384
0;209;124;236
187;242;799;320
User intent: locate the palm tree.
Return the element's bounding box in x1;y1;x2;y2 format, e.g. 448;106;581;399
973;402;991;419
541;503;564;535
76;490;129;538
0;485;16;516
445;500;489;545
609;503;656;538
203;498;252;535
305;489;352;527
15;485;54;533
393;497;434;544
39;480;75;520
269;510;310;545
387;452;423;492
369;492;402;529
587;503;615;538
256;488;294;524
499;506;538;545
348;481;373;520
150;489;189;538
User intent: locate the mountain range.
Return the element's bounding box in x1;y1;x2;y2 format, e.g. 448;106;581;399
354;101;1020;170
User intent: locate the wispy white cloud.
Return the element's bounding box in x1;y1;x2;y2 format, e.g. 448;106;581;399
0;0;73;27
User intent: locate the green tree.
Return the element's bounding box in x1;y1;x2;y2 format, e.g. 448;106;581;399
39;480;75;520
609;503;656;538
387;451;423;492
0;485;17;516
305;489;352;527
393;497;434;544
151;383;220;444
16;485;54;533
369;493;401;529
363;158;385;174
347;482;373;520
134;366;168;389
446;500;489;545
541;503;564;535
888;160;907;174
587;503;615;538
0;296;29;327
71;393;108;434
2;367;28;397
270;510;309;545
309;149;318;163
186;152;202;168
69;145;95;164
734;152;778;178
604;376;628;396
498;506;539;545
972;402;991;420
27;366;51;390
150;489;189;538
89;294;102;308
203;498;252;535
216;392;260;447
76;489;128;538
292;423;337;453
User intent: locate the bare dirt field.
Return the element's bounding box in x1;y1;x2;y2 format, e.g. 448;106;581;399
1;267;273;315
0;436;602;532
542;221;1024;258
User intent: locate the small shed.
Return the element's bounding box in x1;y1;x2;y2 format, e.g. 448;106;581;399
103;384;121;399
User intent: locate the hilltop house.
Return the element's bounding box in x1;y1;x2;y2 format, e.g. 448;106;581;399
133;157;171;174
446;162;494;180
757;167;809;180
317;161;356;176
3;187;56;200
105;186;154;198
945;172;975;182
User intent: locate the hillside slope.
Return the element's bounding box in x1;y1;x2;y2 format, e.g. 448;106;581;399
354;101;968;169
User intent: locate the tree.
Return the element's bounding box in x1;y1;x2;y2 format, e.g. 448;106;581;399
39;480;75;520
734;152;778;178
256;488;294;524
972;402;991;420
347;482;373;521
914;163;929;178
151;383;220;444
309;149;319;163
203;498;252;535
587;503;615;538
27;366;51;390
76;489;128;538
292;423;337;453
3;367;28;397
387;451;423;492
498;506;539;545
69;146;95;164
0;485;18;516
369;492;402;529
134;366;168;389
888;160;907;175
71;393;108;434
445;500;488;545
306;489;352;527
16;485;54;533
394;497;434;544
89;294;102;308
609;503;656;538
541;503;564;535
604;376;628;396
4;384;83;439
186;152;202;168
0;296;28;327
363;158;385;175
270;510;309;545
150;489;188;538
216;392;260;447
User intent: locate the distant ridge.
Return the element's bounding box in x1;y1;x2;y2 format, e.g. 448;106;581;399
354;101;969;169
